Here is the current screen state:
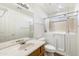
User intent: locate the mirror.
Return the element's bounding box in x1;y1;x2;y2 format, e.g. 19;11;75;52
0;4;33;43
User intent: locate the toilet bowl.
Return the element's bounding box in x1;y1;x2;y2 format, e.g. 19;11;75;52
39;38;56;55
45;44;56;52
45;44;56;56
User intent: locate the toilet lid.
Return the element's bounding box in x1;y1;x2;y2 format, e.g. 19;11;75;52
45;44;56;52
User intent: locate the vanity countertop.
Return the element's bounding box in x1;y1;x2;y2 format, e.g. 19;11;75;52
0;40;45;56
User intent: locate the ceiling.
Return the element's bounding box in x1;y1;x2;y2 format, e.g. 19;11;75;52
28;3;76;16
0;3;77;18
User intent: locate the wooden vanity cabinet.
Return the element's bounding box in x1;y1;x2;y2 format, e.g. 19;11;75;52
29;45;45;56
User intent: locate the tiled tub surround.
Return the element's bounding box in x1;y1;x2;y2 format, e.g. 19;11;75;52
0;38;45;56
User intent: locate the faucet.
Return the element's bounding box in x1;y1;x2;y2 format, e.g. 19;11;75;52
16;39;26;45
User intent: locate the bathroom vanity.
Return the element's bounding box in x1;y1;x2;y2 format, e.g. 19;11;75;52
29;45;45;56
0;40;45;56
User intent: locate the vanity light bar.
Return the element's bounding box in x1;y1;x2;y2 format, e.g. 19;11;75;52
17;3;29;9
0;8;7;17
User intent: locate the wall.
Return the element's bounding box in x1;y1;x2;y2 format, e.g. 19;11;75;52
0;5;33;43
33;14;44;38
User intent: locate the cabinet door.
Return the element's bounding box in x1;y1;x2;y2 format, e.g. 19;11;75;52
29;45;45;56
40;45;45;56
29;48;40;56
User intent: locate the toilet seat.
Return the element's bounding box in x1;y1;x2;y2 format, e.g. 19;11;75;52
45;44;56;52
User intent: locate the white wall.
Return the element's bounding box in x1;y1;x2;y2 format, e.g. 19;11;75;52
30;5;47;39
33;14;44;38
0;5;33;43
45;32;56;47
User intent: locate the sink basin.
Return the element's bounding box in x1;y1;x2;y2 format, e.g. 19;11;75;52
18;42;35;50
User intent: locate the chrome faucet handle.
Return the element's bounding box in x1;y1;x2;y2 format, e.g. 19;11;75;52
16;39;26;45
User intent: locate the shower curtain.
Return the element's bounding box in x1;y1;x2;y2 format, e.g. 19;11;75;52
65;15;77;56
57;15;78;56
46;14;78;56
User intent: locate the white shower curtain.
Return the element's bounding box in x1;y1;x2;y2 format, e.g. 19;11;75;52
65;16;77;56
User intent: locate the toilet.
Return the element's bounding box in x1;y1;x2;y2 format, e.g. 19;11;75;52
45;44;56;56
39;38;56;56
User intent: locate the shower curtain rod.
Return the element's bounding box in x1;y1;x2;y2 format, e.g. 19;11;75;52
44;10;79;20
50;20;67;23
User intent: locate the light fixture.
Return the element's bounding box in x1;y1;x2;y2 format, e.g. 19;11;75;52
58;4;63;9
17;3;29;9
56;4;63;12
0;8;7;17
